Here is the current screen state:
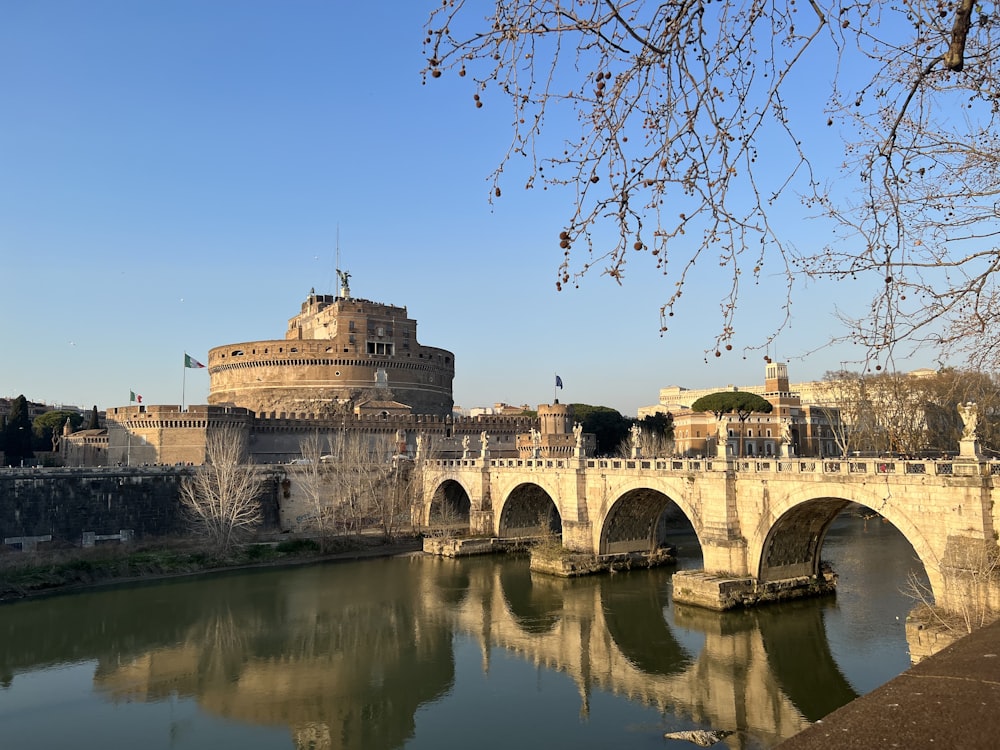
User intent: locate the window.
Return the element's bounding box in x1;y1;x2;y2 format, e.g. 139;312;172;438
367;342;394;355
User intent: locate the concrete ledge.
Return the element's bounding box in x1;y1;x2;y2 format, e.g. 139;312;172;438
776;617;1000;749
672;569;837;611
422;536;536;558
530;549;675;578
423;537;499;557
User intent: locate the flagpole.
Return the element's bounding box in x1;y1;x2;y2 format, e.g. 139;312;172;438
182;354;187;413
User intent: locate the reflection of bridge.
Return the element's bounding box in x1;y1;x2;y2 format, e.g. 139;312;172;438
1;555;863;748
420;455;1000;610
424;557;855;747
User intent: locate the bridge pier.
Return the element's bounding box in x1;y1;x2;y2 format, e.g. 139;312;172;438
560;520;593;552
470;509;494;536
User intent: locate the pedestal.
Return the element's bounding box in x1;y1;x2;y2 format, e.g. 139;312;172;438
959;438;982;460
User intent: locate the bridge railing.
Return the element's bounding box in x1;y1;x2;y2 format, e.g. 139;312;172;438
421;456;1000;478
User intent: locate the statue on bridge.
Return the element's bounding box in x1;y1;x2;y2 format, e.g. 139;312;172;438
958;402;979;440
480;430;489;456
780;419;794;458
530;427;541;458
957;402;982;459
462;434;470;457
630;422;642;458
715;419;730;458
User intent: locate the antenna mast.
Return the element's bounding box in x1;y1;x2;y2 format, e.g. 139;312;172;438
335;225;351;299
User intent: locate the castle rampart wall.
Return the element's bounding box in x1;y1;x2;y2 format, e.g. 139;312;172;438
207;341;454;416
0;466;282;548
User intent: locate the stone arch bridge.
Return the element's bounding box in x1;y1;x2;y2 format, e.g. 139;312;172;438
418;455;1000;612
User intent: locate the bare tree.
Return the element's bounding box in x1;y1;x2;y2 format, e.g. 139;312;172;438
423;2;1000;368
330;430;406;538
179;426;264;552
817;370;928;455
908;539;1000;635
817;367;1000;456
296;430;340;540
918;369;1000;454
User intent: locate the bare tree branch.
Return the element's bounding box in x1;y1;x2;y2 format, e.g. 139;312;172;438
424;1;1000;369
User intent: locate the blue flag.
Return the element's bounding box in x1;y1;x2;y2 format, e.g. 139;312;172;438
555;375;563;389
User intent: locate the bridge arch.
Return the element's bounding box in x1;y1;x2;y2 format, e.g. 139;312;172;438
426;478;472;528
750;485;940;600
497;482;561;538
600;486;700;556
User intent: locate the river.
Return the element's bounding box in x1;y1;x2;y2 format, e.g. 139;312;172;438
0;512;926;750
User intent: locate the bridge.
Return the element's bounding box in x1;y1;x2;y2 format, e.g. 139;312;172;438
418;454;1000;612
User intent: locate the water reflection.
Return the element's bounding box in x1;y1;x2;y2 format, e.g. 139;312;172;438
0;515;927;750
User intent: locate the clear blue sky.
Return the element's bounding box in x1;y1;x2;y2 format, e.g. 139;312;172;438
1;2;937;417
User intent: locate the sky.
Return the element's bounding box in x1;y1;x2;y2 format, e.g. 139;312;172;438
1;2;940;418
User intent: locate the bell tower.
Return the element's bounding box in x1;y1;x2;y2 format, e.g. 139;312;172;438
765;362;790;395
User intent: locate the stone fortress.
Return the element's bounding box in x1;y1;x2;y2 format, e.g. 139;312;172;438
89;276;538;466
208;272;455;417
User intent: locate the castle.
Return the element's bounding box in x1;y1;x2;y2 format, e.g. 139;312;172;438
208;280;455;418
69;281;536;466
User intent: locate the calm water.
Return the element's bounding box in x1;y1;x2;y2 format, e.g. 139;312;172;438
0;514;925;750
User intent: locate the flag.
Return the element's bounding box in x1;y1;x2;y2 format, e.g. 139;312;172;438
129;391;142;404
555;375;563;389
184;353;206;369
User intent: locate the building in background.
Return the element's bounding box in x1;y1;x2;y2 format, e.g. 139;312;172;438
645;362;843;458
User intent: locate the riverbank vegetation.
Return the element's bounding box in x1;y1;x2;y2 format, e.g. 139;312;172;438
0;533;421;604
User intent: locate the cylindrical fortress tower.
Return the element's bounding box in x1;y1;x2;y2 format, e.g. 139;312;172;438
538;402;572;435
208;290;455;417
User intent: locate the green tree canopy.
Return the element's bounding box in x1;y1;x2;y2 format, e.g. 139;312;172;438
639;412;674;440
33;410;85;450
691;392;774;422
570;403;631;456
3;395;34;465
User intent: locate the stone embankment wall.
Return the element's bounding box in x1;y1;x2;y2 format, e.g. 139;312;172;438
0;467;282;549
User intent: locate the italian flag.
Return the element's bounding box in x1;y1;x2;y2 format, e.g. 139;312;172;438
184;353;206;369
130;391;142;404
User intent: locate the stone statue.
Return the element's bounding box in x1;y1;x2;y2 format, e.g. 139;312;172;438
480;430;489;454
462;435;470;453
573;422;583;448
415;433;424;458
530;428;541;456
717;419;728;442
630;423;641;445
781;419;792;443
958;402;979;440
337;269;351;297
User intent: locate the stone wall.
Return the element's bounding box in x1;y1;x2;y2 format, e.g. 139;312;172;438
0;467;282;549
101;407;535;467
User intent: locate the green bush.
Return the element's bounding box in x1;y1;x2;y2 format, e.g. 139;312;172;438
276;538;321;554
244;544;278;561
